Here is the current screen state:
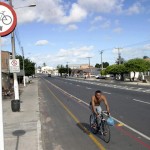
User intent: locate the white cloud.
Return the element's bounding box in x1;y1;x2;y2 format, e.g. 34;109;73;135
31;45;95;66
91;16;103;24
113;27;123;33
78;0;123;13
112;44;150;60
60;3;87;24
13;0;87;25
126;2;143;15
66;24;78;30
143;44;150;50
100;20;111;29
35;40;49;46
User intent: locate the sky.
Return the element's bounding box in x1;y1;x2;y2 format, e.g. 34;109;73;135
1;0;150;68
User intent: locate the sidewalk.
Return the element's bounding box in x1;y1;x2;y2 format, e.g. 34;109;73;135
3;78;42;150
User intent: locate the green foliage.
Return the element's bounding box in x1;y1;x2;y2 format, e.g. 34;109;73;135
143;56;149;59
95;63;100;68
58;65;72;76
16;55;35;76
105;64;127;74
100;70;107;75
124;58;150;72
95;62;109;68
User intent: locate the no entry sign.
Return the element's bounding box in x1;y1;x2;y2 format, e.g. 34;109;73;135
0;2;17;37
9;59;20;73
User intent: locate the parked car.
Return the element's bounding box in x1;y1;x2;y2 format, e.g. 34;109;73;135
95;74;106;79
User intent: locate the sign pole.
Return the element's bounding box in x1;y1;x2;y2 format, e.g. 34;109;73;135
11;31;19;100
0;36;5;150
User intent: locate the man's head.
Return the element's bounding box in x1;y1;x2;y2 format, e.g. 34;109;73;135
95;90;102;99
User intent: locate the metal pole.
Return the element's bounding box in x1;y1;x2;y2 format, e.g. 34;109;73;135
9;0;19;100
87;57;92;77
100;50;103;70
21;47;25;86
0;36;5;150
67;62;69;76
11;31;19;100
116;47;122;65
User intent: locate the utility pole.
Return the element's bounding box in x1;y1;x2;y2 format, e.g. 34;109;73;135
9;0;20;113
21;47;26;86
66;62;69;76
0;35;4;150
100;50;104;71
115;47;122;65
86;57;92;77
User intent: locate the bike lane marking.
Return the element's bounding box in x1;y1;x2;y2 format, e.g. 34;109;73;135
42;78;106;150
43;77;150;142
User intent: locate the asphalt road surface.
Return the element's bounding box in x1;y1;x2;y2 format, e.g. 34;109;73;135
38;74;150;150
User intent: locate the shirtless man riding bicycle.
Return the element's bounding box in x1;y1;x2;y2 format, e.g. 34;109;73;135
90;90;110;126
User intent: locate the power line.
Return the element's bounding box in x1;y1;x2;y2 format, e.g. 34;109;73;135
101;39;150;51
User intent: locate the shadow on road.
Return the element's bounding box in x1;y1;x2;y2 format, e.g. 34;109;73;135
76;122;104;142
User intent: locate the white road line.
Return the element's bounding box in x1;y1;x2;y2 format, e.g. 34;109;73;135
76;85;80;87
103;91;111;95
133;99;150;105
43;77;150;141
86;87;92;90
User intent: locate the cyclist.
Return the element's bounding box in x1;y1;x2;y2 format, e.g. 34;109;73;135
90;90;110;128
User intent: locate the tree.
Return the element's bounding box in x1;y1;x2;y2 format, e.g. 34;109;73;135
43;62;46;67
106;64;127;80
143;56;149;59
95;63;100;68
95;62;109;68
16;55;35;76
124;58;150;81
57;65;71;76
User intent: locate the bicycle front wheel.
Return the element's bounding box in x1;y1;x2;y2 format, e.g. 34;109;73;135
90;114;98;134
2;15;12;25
101;121;111;143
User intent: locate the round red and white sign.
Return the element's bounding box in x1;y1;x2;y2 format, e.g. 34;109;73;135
0;2;17;37
11;59;18;66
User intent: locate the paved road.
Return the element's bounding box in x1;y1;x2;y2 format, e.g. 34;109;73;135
39;75;150;150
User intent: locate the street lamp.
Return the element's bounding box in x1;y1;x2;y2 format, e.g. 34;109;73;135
14;4;36;9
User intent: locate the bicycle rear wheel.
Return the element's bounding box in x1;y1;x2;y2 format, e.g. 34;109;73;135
101;121;110;143
90;114;98;134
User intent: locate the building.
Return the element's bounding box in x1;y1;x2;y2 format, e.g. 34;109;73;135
1;51;12;93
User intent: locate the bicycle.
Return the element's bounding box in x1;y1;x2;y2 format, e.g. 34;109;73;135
0;11;12;25
90;111;111;143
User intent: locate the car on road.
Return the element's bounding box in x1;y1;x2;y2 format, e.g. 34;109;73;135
95;74;106;79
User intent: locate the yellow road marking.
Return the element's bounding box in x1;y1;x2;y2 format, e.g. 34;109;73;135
117;123;124;127
42;78;106;150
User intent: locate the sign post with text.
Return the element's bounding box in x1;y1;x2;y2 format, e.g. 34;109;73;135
0;2;17;150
